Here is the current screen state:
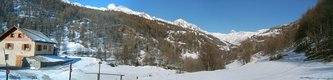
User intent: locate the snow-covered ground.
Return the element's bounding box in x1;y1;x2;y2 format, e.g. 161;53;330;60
50;57;176;80
140;51;333;80
1;51;332;80
0;56;176;80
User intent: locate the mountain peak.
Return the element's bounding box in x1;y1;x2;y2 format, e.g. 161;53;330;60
210;28;281;45
173;19;203;32
230;30;237;33
106;4;155;20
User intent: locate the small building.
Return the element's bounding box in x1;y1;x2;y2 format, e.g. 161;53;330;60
0;27;57;68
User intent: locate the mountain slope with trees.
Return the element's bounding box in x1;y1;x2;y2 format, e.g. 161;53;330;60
295;0;333;62
223;0;333;65
0;0;227;71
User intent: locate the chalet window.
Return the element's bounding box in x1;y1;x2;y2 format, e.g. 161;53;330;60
43;45;47;50
18;33;22;38
37;45;42;51
10;33;14;38
48;45;52;51
5;43;14;49
22;44;31;51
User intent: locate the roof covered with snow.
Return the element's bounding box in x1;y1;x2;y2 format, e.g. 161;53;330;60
0;27;57;44
19;28;57;43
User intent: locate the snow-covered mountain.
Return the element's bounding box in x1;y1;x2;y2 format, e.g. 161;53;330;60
65;0;283;46
64;0;290;50
0;0;226;71
210;28;281;45
66;0;294;48
62;0;205;32
65;0;289;46
173;19;204;32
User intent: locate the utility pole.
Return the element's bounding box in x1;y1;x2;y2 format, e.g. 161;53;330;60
69;63;72;80
120;75;124;80
97;61;102;80
103;25;106;61
5;62;9;80
6;64;9;80
3;48;9;80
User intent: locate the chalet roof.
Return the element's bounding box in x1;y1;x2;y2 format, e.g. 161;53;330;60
0;27;57;44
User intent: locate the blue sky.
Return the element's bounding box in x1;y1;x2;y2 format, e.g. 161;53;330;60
69;0;317;33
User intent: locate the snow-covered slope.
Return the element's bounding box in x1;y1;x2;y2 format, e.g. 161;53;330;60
210;29;280;45
139;50;333;80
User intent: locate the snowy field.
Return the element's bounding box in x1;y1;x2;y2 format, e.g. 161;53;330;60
0;56;176;80
1;51;333;80
140;51;333;80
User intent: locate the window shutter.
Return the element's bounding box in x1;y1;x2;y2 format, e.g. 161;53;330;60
5;43;8;48
12;44;14;49
21;44;24;50
48;46;51;51
5;54;8;60
28;44;31;51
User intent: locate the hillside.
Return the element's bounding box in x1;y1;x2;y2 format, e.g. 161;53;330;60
295;0;333;62
0;0;227;71
213;0;333;65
